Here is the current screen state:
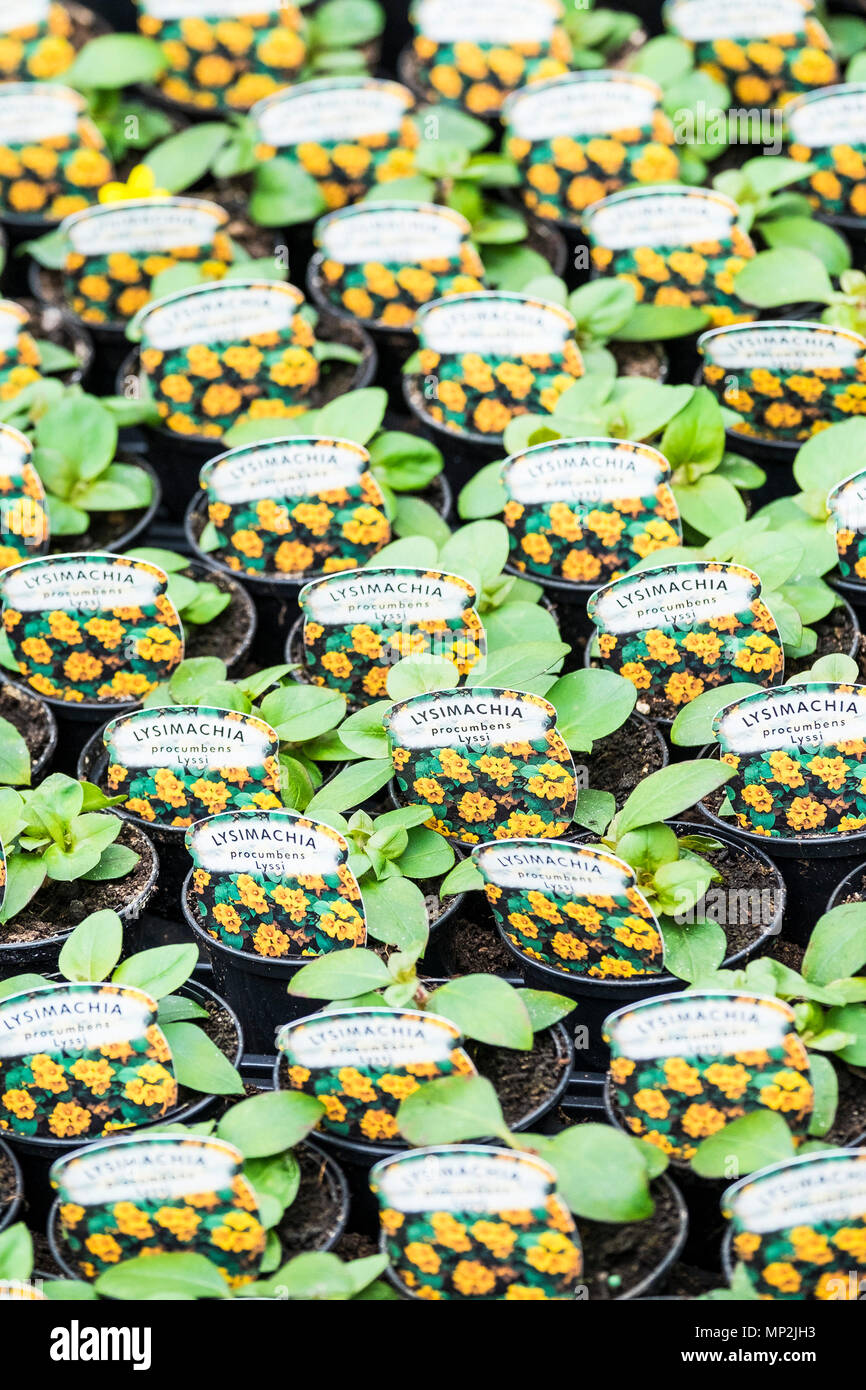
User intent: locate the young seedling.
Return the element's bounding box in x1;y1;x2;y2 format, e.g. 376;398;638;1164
0;774;140;925
142;657;358;811
712;157;852;276
0;908;243;1096
459;384;765;544
687;900;866;1161
395;1071;668;1226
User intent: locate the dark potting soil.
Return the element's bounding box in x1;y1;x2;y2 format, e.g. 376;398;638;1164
787;607;858;677
825;1063;866;1147
581;715;666;809
579;1176;680;1300
835;868;866;906
0;1148;19;1222
181;569;251;664
611;341;666;381
23;297;90;382
468;1028;567;1129
66;2;109;51
664;1261;719;1299
333;1230;378;1261
695;841;779;959
0;822;154;945
0;682;52;765
32;1228;62;1278
438;913;517;976
276;1144;345;1257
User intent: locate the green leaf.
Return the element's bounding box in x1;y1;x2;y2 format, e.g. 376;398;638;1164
807;1052;838;1136
397;1074;508;1145
427;975;533;1048
144;123;231;193
288;947;391;999
306;759;393;816
733;248;834;308
217;1090;323;1158
516;988;575;1030
802;903;866;985
65;34;167;89
361;876;428;958
662;386;725;470
314;388;387;445
112;944;198;999
691;1111;797;1177
386;655;455;700
574;788;616;834
617;760;735;834
58;910;123;983
250;157;327;227
676;474;746;538
547;668;636;750
615;304;710;341
828;1005;866;1065
0;717;30;787
95;1253;229;1302
542;1124;653;1222
0;1224;33;1281
161;1022;243;1095
670;681;764;746
760;216;851;276
661;918;727;983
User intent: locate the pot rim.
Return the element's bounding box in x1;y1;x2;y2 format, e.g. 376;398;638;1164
1;975;243;1155
0;1135;24;1234
0;676;59;782
492;816;787;995
0;820;160;957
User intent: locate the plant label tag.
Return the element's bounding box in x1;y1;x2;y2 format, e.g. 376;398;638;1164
0;982;177;1139
384;687;578;843
502;438;681;586
410;0;570;118
472;839;663;977
0;553;183;705
200;437;390;580
723;1150;866;1300
62;196;231;326
604;989;814;1162
0;1281;46;1299
0;84;112;224
104;705;282;827
139;2;306;114
51;1133;265;1284
251;78;415;203
300;566;486;703
786;85;866;220
588;561;783;710
584;186;757;329
713;681;866;837
314;202;484;328
700;321;866;442
277;1006;477;1144
829;468;866;580
414;292;584;435
370;1144;581;1300
0;423;48;570
664;0;837;108
3;2;51;31
503;72;679;222
0;299;43;400
136;279;319;438
185;808;366;959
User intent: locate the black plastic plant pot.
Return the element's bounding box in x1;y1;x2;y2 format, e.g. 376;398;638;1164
179;866;466;1055
6;975;243;1225
0;677;58;785
116;313;378;516
697;742;866;945
831;572;866;631
176;558;258;675
0;1136;23;1235
0;821;158;972
495;819;786;1072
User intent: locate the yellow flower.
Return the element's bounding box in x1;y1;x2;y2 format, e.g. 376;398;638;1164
99;164;167;205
